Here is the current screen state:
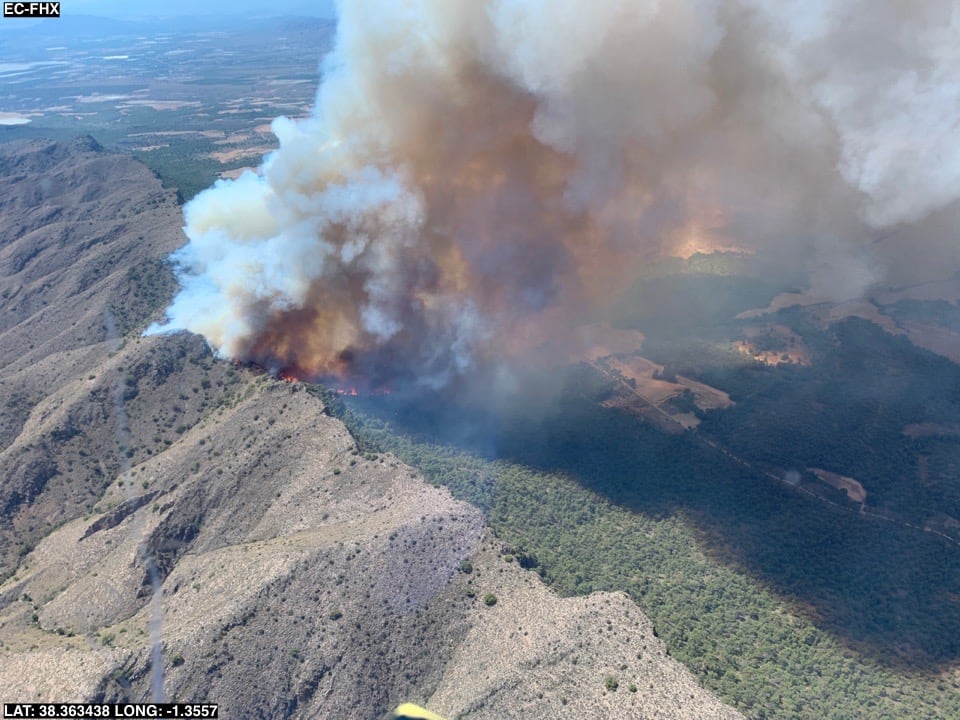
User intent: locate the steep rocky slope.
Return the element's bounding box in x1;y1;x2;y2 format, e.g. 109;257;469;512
0;138;742;718
0;137;183;574
0;375;740;718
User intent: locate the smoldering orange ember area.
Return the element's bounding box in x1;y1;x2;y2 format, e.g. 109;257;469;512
277;368;300;383
241;359;394;397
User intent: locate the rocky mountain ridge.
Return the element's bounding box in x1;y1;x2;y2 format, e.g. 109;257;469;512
0;138;742;718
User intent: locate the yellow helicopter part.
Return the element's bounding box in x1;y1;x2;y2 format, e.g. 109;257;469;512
390;702;448;720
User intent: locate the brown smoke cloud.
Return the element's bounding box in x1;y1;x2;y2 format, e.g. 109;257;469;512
150;0;960;387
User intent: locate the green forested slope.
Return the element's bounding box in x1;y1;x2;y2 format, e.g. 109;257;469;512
316;325;960;720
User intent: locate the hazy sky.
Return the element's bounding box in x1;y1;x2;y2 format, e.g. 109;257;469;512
69;0;337;18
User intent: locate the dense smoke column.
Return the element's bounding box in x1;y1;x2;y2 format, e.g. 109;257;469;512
151;0;960;388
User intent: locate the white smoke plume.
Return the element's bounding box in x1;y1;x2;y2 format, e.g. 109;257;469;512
151;0;960;387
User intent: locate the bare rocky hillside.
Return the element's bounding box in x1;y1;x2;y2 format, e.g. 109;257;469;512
0;138;742;719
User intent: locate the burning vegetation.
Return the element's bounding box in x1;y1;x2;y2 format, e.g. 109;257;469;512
151;0;960;391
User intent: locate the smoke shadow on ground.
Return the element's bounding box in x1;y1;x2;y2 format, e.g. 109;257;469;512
345;359;960;672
